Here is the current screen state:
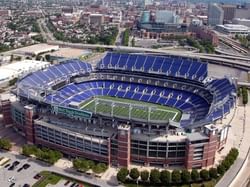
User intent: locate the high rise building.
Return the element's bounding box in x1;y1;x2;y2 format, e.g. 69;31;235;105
221;4;236;22
144;0;153;6
155;10;179;24
208;3;224;26
140;11;151;23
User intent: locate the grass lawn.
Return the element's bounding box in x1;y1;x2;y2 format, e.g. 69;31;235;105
33;171;95;187
33;171;61;187
124;180;217;187
81;96;182;122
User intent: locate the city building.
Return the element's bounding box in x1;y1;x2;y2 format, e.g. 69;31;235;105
221;4;236;23
0;9;11;19
235;5;250;19
138;23;188;36
215;24;250;35
2;53;236;169
138;10;185;35
89;14;104;25
12;44;59;56
208;3;224;26
144;0;153;6
232;18;250;27
155;10;179;24
140;11;151;23
189;25;219;46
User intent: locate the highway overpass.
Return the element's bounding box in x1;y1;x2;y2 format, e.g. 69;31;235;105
48;40;250;71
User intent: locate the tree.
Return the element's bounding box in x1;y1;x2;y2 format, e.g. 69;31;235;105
160;170;171;185
122;29;130;46
45;54;51;61
200;169;209;181
92;163;108;174
131;37;135;47
181;169;191;184
22;145;37;156
35;55;42;61
217;164;225;175
140;170;149;182
9;77;18;86
209;168;218;179
0;138;12;150
221;159;231;171
117;168;129;183
191;169;200;182
172;169;181;184
87;160;95;169
150;169;161;184
129;168;139;180
242;86;248;105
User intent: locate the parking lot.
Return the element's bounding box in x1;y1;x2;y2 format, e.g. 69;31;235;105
0;156;41;187
0;151;114;187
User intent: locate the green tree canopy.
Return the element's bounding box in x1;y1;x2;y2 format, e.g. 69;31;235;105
181;169;191;184
217;164;225;175
200;169;210;181
209;168;218;179
129;168;140;180
140;170;149;182
191;169;200;182
172;169;181;184
160;170;171;185
150;169;161;184
0;138;12;150
117;167;129;183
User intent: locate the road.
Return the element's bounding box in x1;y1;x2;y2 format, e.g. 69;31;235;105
0;151;119;187
115;27;125;46
38;18;55;41
47;40;250;71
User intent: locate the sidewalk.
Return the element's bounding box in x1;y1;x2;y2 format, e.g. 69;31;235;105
216;104;250;187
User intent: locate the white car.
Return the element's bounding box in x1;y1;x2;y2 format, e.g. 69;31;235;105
8;176;15;183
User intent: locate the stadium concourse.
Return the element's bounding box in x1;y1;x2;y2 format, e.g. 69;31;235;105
1;52;236;169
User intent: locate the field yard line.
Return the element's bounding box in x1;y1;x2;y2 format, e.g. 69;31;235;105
156;108;177;114
173;111;179;120
81;99;95;109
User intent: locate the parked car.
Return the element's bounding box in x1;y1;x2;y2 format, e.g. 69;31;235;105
17;167;23;172
64;180;70;186
33;174;41;180
22;164;30;170
4;164;10;168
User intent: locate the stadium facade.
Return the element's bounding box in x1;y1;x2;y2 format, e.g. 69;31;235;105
1;52;236;169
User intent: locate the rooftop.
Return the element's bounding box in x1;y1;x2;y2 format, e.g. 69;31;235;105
0;60;50;82
11;44;59;56
217;24;249;31
186;132;209;142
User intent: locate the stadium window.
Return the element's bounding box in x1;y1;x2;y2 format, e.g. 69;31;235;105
168;152;176;158
149;151;157;157
168;147;177;151
139;150;147;156
131;149;138;155
158;151;166;158
149;146;157;150
177;151;185;157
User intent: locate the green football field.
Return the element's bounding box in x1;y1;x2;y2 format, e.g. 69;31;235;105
80;96;182;122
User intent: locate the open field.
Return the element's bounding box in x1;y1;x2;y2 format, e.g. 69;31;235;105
81;96;182;122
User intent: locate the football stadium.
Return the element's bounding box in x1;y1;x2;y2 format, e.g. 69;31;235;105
2;52;236;169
